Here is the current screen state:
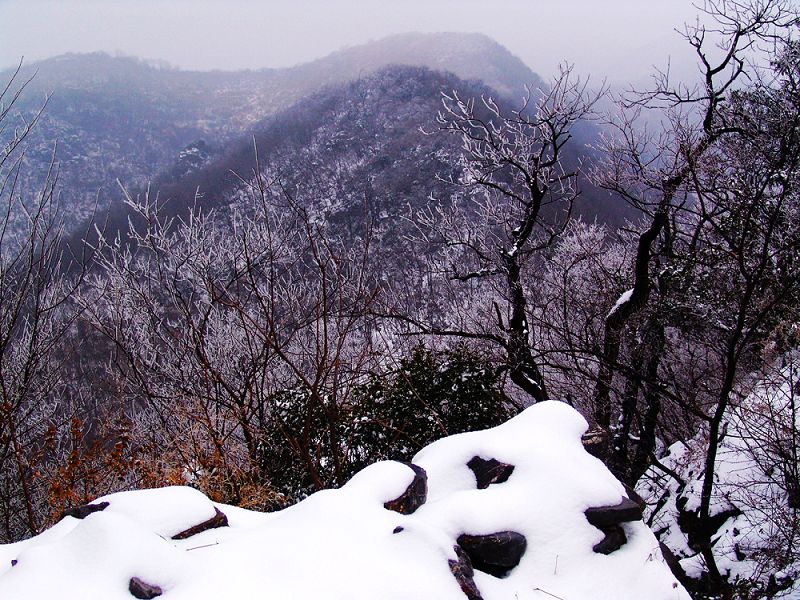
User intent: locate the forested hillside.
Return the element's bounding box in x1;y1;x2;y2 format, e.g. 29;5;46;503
91;64;620;254
0;33;543;228
0;3;799;599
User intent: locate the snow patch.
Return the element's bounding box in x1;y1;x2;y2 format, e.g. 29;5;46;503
607;288;634;319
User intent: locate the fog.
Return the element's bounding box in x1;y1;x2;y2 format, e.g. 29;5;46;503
1;0;700;85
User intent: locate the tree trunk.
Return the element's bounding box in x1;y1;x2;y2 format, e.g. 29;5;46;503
503;253;548;403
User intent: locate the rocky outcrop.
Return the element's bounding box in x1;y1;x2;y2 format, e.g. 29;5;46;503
62;501;110;520
129;577;162;599
171;507;229;540
383;463;427;515
584;497;644;555
456;531;526;578
0;401;689;600
466;457;515;489
448;545;484;600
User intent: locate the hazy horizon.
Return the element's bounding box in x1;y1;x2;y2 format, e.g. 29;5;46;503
1;1;701;86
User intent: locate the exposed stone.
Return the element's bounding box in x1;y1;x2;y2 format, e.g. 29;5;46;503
585;497;643;529
10;560;17;567
766;572;795;597
172;507;229;540
383;463;427;515
659;542;690;588
592;525;627;554
675;495;741;552
456;531;527;578
581;427;609;459
466;456;515;489
129;577;162;599
392;526;404;534
448;544;484;600
63;501;110;520
585;497;643;554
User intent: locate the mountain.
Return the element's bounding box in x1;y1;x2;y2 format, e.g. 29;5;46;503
8;32;540;131
88;64;626;263
125;65;481;233
1;33;542;227
284;32;542;101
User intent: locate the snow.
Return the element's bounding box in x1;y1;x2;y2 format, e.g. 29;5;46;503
637;353;800;597
1;401;687;599
607;288;634;319
413;401;686;600
91;486;223;539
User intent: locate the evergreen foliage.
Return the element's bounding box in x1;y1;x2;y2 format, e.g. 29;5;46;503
346;344;515;472
257;344;515;503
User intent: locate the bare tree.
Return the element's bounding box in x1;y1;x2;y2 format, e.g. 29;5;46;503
593;1;800;593
534;220;631;407
0;64;90;541
593;0;795;427
390;67;601;403
79;163;383;505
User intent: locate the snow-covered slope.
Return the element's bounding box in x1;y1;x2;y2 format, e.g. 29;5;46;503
0;402;686;599
637;353;800;598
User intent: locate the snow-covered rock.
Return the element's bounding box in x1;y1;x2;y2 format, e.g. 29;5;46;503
637;353;800;598
0;401;687;599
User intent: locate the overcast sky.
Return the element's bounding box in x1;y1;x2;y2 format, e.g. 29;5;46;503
1;1;701;85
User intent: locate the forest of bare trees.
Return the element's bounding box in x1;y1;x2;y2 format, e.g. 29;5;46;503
1;1;799;598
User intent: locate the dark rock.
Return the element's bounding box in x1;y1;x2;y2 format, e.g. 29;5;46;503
393;526;404;534
585;497;642;555
10;559;17;567
675;495;741;551
172;507;229;540
581;427;609;459
448;545;484;600
384;463;427;515
593;525;627;554
766;572;795;597
456;531;527;578
734;543;746;561
659;542;689;587
585;497;643;529
466;457;515;489
63;501;110;520
129;577;162;599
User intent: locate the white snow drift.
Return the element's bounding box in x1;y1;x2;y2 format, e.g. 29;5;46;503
0;401;687;599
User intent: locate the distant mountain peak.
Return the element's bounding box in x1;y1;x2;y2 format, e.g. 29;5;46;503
0;32;546;233
6;32;540;102
302;31;541;99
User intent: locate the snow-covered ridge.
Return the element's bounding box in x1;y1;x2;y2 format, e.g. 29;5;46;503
0;402;686;599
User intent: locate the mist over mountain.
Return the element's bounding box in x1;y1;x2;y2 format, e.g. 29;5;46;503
10;32;541;133
2;32;545;227
4;4;800;597
114;65;621;252
288;32;543;100
2;31;629;253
